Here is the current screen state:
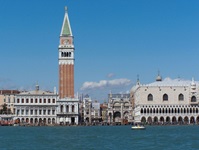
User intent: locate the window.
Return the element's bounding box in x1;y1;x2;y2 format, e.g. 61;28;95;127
31;110;33;115
26;99;29;103
48;110;51;115
43;110;46;115
26;110;29;115
39;99;42;103
35;110;37;115
60;105;63;112
179;94;184;101
163;94;168;101
35;99;38;103
44;99;46;103
17;99;19;103
8;97;10;103
53;99;55;103
147;94;153;101
191;96;196;102
72;105;75;112
17;110;19;115
22;99;24;103
31;99;33;103
39;110;42;115
66;105;69;112
52;110;55;115
21;109;24;115
48;99;51;103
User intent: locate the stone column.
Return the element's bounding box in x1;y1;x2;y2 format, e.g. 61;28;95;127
68;105;72;112
89;103;91;124
121;102;123;124
64;105;66;113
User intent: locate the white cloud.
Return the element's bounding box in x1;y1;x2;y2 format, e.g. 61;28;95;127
81;78;132;90
107;73;115;78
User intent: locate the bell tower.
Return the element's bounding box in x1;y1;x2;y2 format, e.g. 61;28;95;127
58;7;74;98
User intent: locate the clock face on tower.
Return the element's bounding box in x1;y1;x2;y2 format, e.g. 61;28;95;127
63;39;69;45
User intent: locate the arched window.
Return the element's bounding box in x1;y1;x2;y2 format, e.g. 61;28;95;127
69;52;71;57
163;94;168;101
147;94;153;101
60;105;63;113
66;105;69;112
72;105;75;112
191;96;196;102
179;94;184;101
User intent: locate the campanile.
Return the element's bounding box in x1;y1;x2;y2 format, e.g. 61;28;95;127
58;7;74;98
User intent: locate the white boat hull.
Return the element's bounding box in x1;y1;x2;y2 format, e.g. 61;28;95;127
131;126;145;130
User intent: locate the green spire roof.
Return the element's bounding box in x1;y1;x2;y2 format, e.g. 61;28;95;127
60;6;72;36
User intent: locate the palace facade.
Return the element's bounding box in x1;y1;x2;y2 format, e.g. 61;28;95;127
131;76;199;124
14;85;57;125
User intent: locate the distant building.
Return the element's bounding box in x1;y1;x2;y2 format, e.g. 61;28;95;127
81;95;92;123
100;102;108;123
14;84;57;125
0;90;20;114
131;76;199;124
91;101;101;123
79;95;102;124
107;93;133;125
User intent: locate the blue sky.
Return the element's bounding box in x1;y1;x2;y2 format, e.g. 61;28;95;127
0;0;199;101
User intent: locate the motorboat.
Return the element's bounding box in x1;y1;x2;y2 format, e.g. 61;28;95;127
13;123;19;126
131;125;146;130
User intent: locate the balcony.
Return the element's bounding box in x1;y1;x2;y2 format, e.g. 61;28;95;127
57;112;78;115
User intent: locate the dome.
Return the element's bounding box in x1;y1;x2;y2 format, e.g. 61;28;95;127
156;75;162;82
130;84;140;94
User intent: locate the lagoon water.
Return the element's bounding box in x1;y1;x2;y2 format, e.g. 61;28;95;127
0;125;199;150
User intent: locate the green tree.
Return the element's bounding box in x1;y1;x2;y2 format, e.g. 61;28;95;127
0;104;8;114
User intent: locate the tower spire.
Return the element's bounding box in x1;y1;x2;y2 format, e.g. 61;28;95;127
60;6;72;36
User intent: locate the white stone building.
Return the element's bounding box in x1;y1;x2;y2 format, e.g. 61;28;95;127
14;85;58;125
131;76;199;124
56;98;79;125
91;101;101;122
81;95;92;123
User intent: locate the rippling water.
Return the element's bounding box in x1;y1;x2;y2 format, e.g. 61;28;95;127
0;125;199;150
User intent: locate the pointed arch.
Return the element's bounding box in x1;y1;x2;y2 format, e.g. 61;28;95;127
141;108;143;114
178;94;184;101
191;96;196;102
147;94;153;101
163;94;168;101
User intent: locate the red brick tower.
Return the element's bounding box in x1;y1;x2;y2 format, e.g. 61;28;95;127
59;7;74;98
